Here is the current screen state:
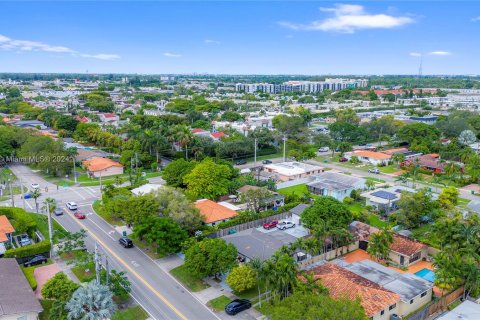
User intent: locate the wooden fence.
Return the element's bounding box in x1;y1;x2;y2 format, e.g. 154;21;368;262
208;212;293;238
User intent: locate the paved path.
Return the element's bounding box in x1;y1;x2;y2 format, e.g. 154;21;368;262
34;263;61;299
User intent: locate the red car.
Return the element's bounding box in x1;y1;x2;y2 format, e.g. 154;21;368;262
339;157;348;162
262;220;278;230
74;211;86;219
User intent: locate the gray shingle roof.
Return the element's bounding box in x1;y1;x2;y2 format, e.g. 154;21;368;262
0;259;43;316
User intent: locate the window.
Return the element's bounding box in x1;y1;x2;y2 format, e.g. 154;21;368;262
410;299;414;304
380;310;384;316
389;304;396;310
421;291;427;297
17;316;27;320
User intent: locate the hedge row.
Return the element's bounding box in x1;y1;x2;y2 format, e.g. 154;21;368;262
22;266;38;290
4;240;51;259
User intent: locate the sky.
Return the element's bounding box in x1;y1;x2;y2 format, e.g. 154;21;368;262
0;1;479;75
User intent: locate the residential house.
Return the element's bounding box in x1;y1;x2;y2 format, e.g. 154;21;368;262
307;172;366;201
99;113;119;126
12;120;47;130
346;150;391;166
263;162;324;182
336;259;433;319
195;199;238;226
0;259;43;320
210;132;227;141
0;215;14;244
381;148;422;160
349;221;429;267
236;185;285;210
401;154;455;173
436;300;480;320
361;186;416;214
82;157;124;178
306;262;401;320
224;228;298;261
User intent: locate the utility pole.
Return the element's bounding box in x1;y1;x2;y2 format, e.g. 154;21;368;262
8;179;14;207
254;138;258;166
283;135;287;162
105;256;110;286
95;241;101;285
46;201;53;257
99;172;102;193
20;182;26;210
73;158;77;184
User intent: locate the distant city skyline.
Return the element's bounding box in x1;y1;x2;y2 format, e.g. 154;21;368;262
0;1;479;75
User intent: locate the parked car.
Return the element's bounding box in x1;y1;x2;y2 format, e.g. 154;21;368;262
277;220;295;230
54;208;64;216
74;211;86;219
30;183;40;190
235;159;247;165
66;202;78;210
23;255;47;267
262;159;272;164
22;192;32;199
339;157;348;162
262;220;278;230
119;237;133;248
19;234;32;246
225;299;252;315
318;147;330;152
368;168;380;174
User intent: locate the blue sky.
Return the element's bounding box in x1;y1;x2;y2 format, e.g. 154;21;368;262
0;1;479;75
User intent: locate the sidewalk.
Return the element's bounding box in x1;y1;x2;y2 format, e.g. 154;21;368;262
53;255;80;283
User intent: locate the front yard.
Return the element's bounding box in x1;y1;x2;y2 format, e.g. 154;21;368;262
170;264;210;292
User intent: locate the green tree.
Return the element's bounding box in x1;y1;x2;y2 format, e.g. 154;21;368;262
32;188;42;213
301;196;353;230
162;159;196;188
334;108;360;125
367;228;394;261
184;238;237;279
66;282;117;320
437;186;459;209
134;216;188;255
102;270;131;300
268;292;367;320
41;273;79;301
183;158;233;199
395;188;435;228
226;265;257;293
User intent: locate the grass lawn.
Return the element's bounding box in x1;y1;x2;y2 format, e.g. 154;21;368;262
277;184;309;197
208;295;231;311
367;214;389;229
92;200;123;225
39;300;54;320
364;176;386;183
21;258;53;290
71;262;96;282
378;165;400;174
112;306;149;320
347;202;364;215
411;224;441;248
30;213;68;243
458;197;471;206
170;264;210;292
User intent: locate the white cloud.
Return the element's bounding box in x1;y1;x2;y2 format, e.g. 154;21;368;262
0;33;120;60
279;4;414;33
409;52;422;57
204;39;220;45
472;16;480;22
429;51;452;56
164;52;182;57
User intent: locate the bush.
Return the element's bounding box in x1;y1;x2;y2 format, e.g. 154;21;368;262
0;207;37;236
22;267;38;290
4;240;51;259
226;265;256;293
343;197;354;205
41;273;79;301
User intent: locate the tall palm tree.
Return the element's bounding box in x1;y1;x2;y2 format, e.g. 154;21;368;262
249;258;264;307
32;188;42;213
66;282;117;320
175;125;193;160
41;197;56;215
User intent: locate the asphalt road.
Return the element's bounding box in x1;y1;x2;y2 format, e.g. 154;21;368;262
4;164;220;320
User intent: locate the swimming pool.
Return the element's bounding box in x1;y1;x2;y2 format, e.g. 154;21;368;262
415;268;435;282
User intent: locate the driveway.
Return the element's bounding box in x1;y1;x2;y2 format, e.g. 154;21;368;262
34;263;61;299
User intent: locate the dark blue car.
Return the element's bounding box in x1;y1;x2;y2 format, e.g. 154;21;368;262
22;193;32;199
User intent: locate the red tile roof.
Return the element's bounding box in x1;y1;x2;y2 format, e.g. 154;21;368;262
191;128;206;133
354;150;391;160
310;263;400;317
0;215;15;243
82;157;123;172
195;199;238;224
390;235;427;257
210;132;226;139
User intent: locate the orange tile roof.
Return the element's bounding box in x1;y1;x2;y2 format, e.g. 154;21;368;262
82;157;123;172
390;235;427;257
381;148;409;155
354;151;391;160
195;199;238;224
311;263;400;317
0;215;15;242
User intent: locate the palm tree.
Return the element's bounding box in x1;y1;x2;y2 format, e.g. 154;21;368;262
391;153;405;167
249;258;264;307
32;189;41;213
66;282;117;320
395;171;410;186
114;175;123;186
175;125;193;160
444;162;460;179
297;271;329;295
365;179;376;191
41;197;56;215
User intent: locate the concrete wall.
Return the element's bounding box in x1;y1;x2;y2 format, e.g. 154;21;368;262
1;311;40;320
90;166;124;178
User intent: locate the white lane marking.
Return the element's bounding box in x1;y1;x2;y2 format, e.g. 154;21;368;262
70;187;86;200
131;260;140;267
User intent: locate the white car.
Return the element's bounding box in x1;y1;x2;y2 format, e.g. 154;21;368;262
31;183;40;190
277;220;295;230
318;147;330;152
66;202;78;210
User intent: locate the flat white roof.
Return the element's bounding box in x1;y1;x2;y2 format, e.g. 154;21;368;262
217;201;241;211
131;183;163;196
264;162;322;176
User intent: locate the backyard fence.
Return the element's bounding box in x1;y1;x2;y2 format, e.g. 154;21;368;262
407;287;464;320
208;212;293;238
298;242;360;270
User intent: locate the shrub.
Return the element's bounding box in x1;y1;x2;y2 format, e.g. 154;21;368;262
22;266;38;290
4;240;51;258
343;196;354;205
0;207;37;235
42;273;79;301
